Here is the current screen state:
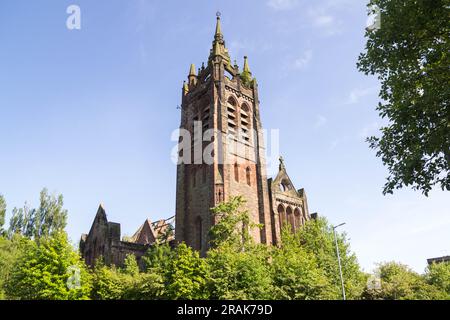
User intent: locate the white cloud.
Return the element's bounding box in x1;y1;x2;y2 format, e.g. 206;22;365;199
346;87;378;105
314;114;327;129
358;122;379;139
306;1;354;36
267;0;298;11
293;50;313;69
313;14;335;27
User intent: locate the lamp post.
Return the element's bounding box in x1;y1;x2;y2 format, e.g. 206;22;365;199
333;222;346;300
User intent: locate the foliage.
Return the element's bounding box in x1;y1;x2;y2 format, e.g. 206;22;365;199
164;243;208;299
271;228;336;300
1;194;449;301
8;188;67;240
209;196;261;249
5;232;91;300
90;260;126;300
363;262;447;300
207;243;274;299
143;243;173;272
298;218;367;299
0;195;6;236
424;262;450;299
357;0;450;195
156;223;175;244
123;254;140;276
0;234;30;299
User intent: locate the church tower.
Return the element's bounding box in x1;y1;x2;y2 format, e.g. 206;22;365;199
175;15;273;254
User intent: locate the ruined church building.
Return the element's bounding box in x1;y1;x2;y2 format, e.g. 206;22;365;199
80;15;315;266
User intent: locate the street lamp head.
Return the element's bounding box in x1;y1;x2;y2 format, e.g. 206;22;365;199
333;222;346;229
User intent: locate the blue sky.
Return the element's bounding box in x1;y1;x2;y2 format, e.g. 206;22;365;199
0;0;448;273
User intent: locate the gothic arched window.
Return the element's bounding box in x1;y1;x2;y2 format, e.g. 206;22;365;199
277;204;286;229
227;97;237;135
294;207;301;231
234;163;239;182
240;103;251;143
246;166;251;186
286;206;294;232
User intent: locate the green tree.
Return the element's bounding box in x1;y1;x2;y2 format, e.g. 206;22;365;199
91;255;166;300
33;188;68;239
209;196;261;249
357;0;450;195
207;243;274;299
7;188;68;240
165;243;208;300
271;228;336;300
90;260;125;300
207;197;273;299
298;218;367;299
0;234;31;299
143;243;173;272
121;272;166;300
0;195;6;236
122;254;139;276
365;262;446;300
425;262;450;299
5;232;91;300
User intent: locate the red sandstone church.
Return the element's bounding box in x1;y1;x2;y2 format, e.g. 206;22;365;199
80;15;315;267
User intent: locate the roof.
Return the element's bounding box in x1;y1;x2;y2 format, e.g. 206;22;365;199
427;256;450;265
129;216;175;245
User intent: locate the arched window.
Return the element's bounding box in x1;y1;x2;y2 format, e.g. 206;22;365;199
227;97;237;135
240;103;251;142
286;206;294;232
277;204;286;229
234;163;239;182
195;217;202;251
294;207;301;231
246;166;251;186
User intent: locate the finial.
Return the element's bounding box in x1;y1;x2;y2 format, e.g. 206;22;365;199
214;12;223;39
243;56;251;74
189;63;196;76
279;156;286;171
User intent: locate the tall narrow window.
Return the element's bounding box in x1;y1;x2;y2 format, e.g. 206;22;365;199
286;206;294;232
234;163;239;182
278;204;286;229
246;166;251;186
227;97;237;136
240;103;251;143
294;208;301;231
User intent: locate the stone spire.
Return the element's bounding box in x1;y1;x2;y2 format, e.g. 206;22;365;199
240;55;254;87
208;13;231;66
214;14;223;41
243;56;251;75
188;63;197;86
189;63;196;76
